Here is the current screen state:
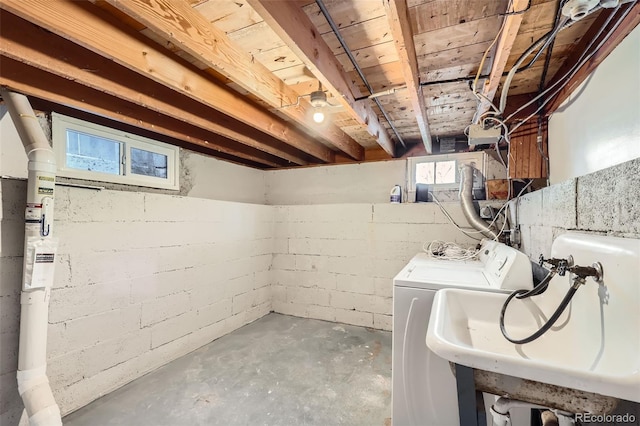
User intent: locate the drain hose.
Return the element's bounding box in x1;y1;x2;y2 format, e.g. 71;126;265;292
500;284;578;344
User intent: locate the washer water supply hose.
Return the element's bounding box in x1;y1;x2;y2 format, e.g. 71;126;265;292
500;259;603;344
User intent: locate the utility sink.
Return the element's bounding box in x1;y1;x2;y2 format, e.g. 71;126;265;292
426;233;640;404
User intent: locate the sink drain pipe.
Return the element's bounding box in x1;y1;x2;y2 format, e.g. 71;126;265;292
2;88;62;426
491;398;576;426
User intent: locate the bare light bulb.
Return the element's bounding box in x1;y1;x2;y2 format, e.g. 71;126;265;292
312;111;325;123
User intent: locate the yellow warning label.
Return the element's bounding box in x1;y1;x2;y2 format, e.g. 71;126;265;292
38;176;55;182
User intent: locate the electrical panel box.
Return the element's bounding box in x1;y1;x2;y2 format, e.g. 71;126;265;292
468;123;501;146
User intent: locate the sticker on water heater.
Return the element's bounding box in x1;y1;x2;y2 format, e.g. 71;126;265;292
38;187;53;195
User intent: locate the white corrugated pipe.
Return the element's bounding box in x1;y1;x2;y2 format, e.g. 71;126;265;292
2;88;62;426
459;164;499;240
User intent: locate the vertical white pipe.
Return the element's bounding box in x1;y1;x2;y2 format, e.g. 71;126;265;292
2;88;62;426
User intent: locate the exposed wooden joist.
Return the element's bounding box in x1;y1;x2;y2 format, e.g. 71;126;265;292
248;0;395;157
0;10;310;166
543;1;640;114
0;0;335;163
383;0;432;153
476;0;529;117
98;0;364;161
0;55;287;168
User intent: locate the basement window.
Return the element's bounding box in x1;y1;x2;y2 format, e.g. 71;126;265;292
52;113;179;190
407;152;486;197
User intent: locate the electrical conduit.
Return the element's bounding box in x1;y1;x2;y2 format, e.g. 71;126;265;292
2;88;62;426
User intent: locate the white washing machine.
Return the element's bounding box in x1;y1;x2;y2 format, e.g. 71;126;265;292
392;240;533;426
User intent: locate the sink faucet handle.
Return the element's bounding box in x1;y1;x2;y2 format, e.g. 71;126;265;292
538;255;574;276
569;262;604;285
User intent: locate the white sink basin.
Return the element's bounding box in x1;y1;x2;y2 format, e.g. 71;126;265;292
426;233;640;403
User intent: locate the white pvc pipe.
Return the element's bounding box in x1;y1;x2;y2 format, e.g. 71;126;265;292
491;397;549;426
2;88;62;426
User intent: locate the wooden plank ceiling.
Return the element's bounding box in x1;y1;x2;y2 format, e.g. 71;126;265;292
1;0;638;169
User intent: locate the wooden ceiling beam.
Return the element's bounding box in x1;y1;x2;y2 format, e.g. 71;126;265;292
96;0;364;161
0;56;287;168
543;1;640;115
0;0;335;163
476;0;529;118
383;0;432;154
0;11;311;166
248;0;394;157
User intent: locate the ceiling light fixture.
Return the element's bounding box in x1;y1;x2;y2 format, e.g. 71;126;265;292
309;82;328;124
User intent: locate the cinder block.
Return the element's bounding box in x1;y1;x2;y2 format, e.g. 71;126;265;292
0;180;27;221
577;159;640;234
541;179;577;228
227;274;255;298
0;257;22;297
196;299;232;329
294;254;328;272
53;254;72;289
336;274;375;294
61;188;145;223
0;331;17;376
334;309;374;328
372;203;437;224
526;225;554;261
0;294;19;335
369;258;407;279
189;279;229;310
47;305;141;359
54;346;148;415
373;314;392;331
141;291;190;327
48;329;151;389
0;371;22;426
273;254;296;271
271;284;286;303
286;287;330;306
232;291;256;315
0;220;24;257
150;310;198;349
369;223;410;242
190;318;228;350
306;305;337;323
327;256;370;276
272;300;308;318
254;269;272;289
517;190;544;226
374;278;393;298
50;279;130;324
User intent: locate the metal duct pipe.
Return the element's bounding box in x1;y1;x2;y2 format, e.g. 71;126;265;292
460;164;499;240
2;88;62;426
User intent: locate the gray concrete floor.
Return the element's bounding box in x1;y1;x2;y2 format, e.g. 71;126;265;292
63;313;392;426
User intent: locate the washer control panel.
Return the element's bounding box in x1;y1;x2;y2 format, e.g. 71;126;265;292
478;240;533;290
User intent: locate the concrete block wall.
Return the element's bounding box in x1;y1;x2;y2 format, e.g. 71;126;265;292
515;157;640;261
271;202;485;331
0;181;273;424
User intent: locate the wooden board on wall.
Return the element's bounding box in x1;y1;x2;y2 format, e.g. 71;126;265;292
508;120;548;179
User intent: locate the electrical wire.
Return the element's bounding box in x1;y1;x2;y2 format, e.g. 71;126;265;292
430;192;484;241
423;240;480;261
505;2;632;129
471;0;514;123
